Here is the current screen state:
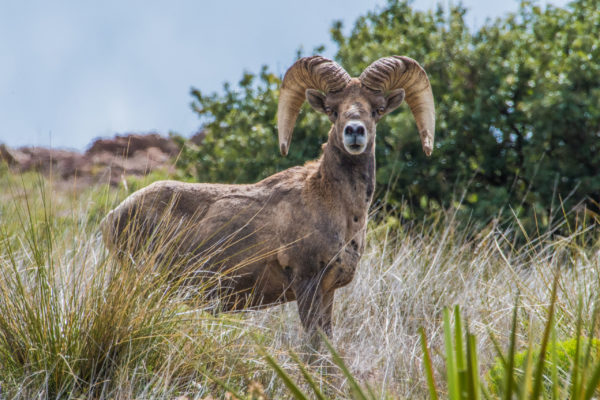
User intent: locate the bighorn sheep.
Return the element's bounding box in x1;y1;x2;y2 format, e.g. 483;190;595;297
102;55;435;342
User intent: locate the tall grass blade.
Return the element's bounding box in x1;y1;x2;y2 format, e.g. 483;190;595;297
504;293;519;400
206;372;248;400
518;341;534;398
569;297;584;400
550;325;559;400
322;335;369;400
420;327;439;400
531;271;559;400
453;306;469;399
288;351;328;400
582;296;600;400
260;349;310;400
583;362;600;400
465;330;480;400
443;307;460;400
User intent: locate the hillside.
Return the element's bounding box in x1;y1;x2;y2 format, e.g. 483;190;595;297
0;133;181;186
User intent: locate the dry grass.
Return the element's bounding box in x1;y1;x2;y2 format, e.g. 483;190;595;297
247;209;600;398
0;171;598;399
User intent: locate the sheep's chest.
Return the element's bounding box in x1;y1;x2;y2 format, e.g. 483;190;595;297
321;211;366;290
272;156;373;291
281;206;366;290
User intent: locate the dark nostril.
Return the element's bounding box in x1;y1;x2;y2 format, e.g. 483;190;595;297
344;123;366;136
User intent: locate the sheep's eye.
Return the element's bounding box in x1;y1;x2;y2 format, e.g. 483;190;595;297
377;107;385;115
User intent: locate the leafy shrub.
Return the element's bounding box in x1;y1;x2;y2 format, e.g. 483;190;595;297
180;0;600;235
487;337;600;397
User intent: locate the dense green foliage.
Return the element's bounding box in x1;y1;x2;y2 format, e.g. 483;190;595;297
179;67;330;184
487;337;600;397
335;0;600;227
178;0;600;232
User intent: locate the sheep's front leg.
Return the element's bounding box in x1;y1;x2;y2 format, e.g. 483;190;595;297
296;280;334;352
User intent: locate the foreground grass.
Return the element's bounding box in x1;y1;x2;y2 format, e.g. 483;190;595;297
0;170;598;398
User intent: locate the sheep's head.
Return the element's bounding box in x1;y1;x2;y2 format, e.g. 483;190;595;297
305;80;405;155
277;56;435;157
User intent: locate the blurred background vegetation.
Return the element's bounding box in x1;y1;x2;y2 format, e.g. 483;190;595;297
176;0;600;235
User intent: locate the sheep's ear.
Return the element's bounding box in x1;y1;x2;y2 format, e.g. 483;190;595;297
305;89;327;114
383;88;405;115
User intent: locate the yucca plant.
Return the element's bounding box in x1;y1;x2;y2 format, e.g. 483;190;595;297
420;272;600;400
420;306;482;400
258;275;600;400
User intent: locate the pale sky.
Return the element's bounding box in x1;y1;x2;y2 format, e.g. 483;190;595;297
0;0;569;150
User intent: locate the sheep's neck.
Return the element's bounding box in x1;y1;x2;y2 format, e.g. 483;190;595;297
316;138;376;215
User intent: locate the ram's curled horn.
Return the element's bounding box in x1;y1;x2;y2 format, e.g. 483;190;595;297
277;56;351;156
360;56;436;156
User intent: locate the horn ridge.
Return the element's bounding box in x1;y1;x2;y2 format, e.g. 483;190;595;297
277;56;350;156
360;56;436;156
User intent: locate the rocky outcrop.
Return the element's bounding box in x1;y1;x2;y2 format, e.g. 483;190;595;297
86;134;179;158
189;130;206;146
0;133;181;186
0;144;18;165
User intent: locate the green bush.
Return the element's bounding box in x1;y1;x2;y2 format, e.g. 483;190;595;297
180;0;600;236
487;337;600;397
